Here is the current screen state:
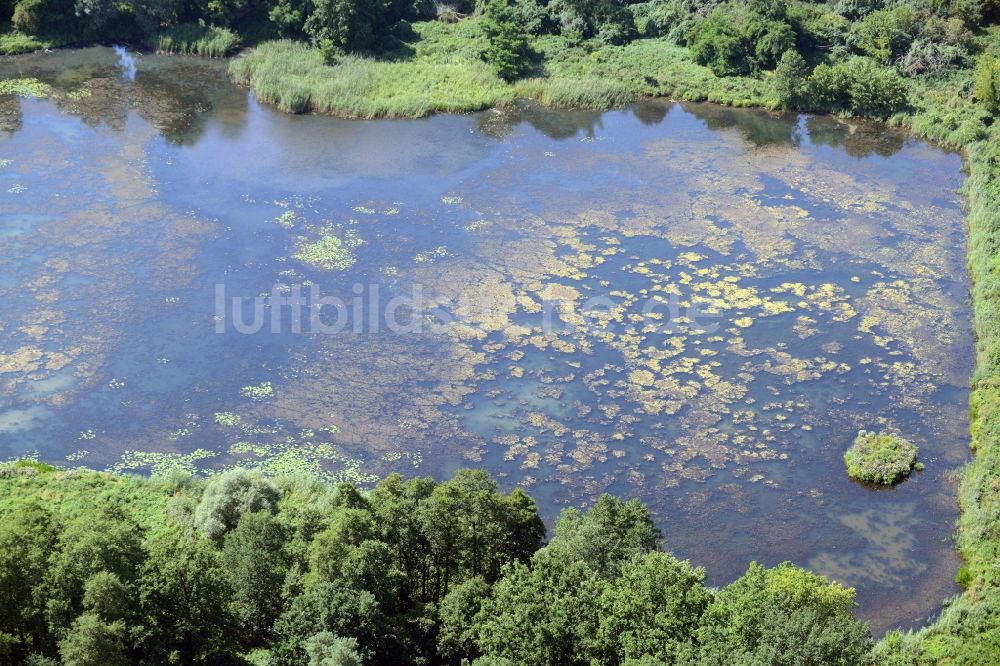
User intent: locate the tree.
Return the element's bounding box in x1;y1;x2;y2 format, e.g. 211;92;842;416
848;5;916;65
270;583;390;665
548;0;635;42
193;468;280;545
688;2;796;76
44;503;145;637
369;474;437;605
772;49;810;109
474;547;606;665
304;0;383;53
138;526;238;664
221;510;291;644
547;494;660;578
808;57;907;117
304;632;362;666
414;470;544;601
688;9;751;77
307;506;376;584
11;0;77;34
974;55;1000;114
0;503;60;660
482;0;532;82
339;540;404;612
841;56;908;117
437;576;489;663
594;552;711;663
81;572;131;624
58;614;128;666
696;561;872;666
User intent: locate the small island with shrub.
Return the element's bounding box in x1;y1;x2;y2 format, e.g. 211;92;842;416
844;430;921;486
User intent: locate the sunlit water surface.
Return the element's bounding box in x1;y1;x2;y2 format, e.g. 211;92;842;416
0;47;972;633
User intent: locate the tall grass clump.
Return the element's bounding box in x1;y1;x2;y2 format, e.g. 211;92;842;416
514;76;635;109
0;31;49;54
156;22;240;58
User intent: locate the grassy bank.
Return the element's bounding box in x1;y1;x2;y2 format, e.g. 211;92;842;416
228;20;772;118
883;79;1000;663
0;27;57;54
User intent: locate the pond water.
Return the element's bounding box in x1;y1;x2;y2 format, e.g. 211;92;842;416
0;47;972;633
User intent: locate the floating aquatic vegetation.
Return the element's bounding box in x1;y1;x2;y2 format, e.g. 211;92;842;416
110;449;218;477
465;220;489;231
78;430;96;441
293;226;363;271
0;159;11;168
441;195;463;205
66;449;90;461
414;246;449;263
241;381;274;400
214;412;241;427
0;78;52;98
107;378;125;389
352;205;377;214
273;211;297;228
65;87;93;101
7;184;25;194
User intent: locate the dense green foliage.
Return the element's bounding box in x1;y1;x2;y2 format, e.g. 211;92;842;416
844;431;919;485
482;0;532;80
0;463;873;664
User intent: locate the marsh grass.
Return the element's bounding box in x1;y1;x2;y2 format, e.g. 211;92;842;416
0;30;51;55
229;38;513;117
155;23;240;58
229;22;776;118
844;431;918;485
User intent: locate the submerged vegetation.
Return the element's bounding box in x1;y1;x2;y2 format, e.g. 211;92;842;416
844;431;919;485
0;462;872;665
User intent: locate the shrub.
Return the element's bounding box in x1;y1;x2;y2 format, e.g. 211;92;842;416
688;9;751;77
842;57;908;117
835;0;882;20
482;0;532;81
900;38;962;78
548;0;635;43
847;5;916;65
772;49;809;109
697;561;872;665
808;57;908;118
844;430;918;485
974;56;1000;114
513;0;552;35
11;0;72;35
193;468;280;544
